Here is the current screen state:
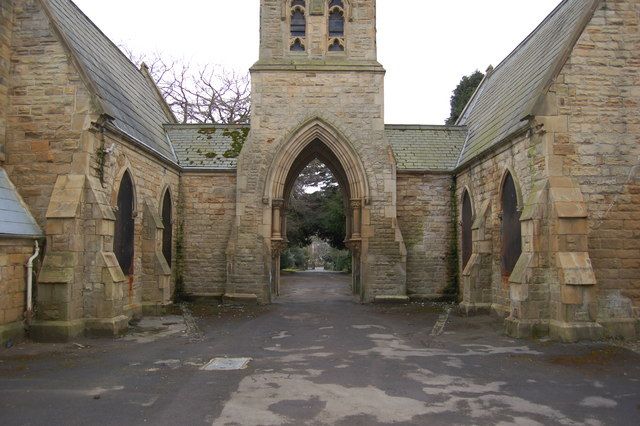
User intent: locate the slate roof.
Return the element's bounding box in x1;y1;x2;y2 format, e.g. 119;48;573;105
456;0;600;167
43;0;177;162
0;168;42;238
386;125;467;172
165;124;249;170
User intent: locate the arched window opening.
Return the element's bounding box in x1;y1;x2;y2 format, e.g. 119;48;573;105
161;190;172;267
461;190;473;269
114;171;135;275
290;2;307;51
328;38;344;52
501;173;522;277
328;8;344;37
328;1;345;51
291;38;305;52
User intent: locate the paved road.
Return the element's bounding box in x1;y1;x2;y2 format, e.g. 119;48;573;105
1;270;639;425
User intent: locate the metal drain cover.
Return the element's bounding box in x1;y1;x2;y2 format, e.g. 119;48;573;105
201;358;252;371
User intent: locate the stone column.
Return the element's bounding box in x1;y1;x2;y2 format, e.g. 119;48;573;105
350;199;362;240
272;199;284;241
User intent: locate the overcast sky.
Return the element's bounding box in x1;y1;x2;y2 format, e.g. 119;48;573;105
72;0;561;125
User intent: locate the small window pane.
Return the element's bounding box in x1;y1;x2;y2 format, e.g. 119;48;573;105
329;0;343;8
291;10;306;37
291;38;305;51
329;10;344;37
292;0;306;7
328;39;344;52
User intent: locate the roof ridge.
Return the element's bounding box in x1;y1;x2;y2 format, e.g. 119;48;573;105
164;123;250;128
385;124;467;130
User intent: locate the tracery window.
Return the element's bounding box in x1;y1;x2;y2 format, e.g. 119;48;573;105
161;189;173;267
500;172;522;277
328;0;345;52
114;171;135;275
290;1;307;52
461;190;473;269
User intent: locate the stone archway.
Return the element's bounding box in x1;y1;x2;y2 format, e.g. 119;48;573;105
263;119;369;299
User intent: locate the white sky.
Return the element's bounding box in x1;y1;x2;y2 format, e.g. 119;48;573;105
72;0;561;125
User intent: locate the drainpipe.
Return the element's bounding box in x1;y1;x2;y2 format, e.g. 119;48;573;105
25;240;40;324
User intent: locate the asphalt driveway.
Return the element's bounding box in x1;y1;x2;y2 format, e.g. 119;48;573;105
1;270;639;425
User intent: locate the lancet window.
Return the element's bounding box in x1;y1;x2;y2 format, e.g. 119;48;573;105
290;1;307;52
328;0;345;52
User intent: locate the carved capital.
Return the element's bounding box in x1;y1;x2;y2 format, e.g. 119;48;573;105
272;198;285;209
350;199;362;209
271;239;288;258
345;239;361;255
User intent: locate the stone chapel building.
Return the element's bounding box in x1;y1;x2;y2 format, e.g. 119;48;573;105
0;0;638;345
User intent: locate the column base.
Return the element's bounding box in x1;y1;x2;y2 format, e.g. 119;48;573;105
459;302;492;316
504;318;549;339
223;293;259;304
142;302;174;316
491;303;510;318
0;321;26;347
30;319;85;342
598;318;637;340
85;315;129;338
549;320;604;343
373;295;410;304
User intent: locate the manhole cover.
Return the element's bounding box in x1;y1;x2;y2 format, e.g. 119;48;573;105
201;358;252;371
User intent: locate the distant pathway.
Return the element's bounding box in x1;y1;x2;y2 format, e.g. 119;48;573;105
277;270;354;303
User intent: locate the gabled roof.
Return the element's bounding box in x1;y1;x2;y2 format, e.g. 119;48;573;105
456;0;601;167
386;125;467;172
166;124;249;170
41;0;177;162
0;168;42;238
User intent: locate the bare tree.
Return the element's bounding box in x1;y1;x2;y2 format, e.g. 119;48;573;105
122;47;251;124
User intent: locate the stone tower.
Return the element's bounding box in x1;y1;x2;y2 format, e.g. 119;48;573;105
225;0;407;303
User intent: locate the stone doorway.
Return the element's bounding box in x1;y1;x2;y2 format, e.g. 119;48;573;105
269;139;362;301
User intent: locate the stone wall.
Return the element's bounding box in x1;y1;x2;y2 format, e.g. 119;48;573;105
550;0;640;316
396;172;452;298
0;238;34;345
230;65;407;303
455;134;540;315
0;0;181;339
87;130;180;317
181;172;237;296
0;0;12;162
259;0;377;62
4;0;93;226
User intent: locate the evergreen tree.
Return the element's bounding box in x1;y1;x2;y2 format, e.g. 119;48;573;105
446;70;484;125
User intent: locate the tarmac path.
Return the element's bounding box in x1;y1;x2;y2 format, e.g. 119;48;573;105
1;270;639;425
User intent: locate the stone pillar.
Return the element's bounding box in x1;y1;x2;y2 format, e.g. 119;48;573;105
31;175;87;341
141;200;172;315
272;199;284;241
350;199;362;240
460;200;493;315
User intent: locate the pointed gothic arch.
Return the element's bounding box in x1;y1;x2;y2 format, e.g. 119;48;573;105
114;169;136;275
499;169;522;277
160;186;173;267
264;117;369;203
461;187;474;269
263;118;370;297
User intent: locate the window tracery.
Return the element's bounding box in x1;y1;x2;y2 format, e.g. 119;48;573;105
327;0;345;52
290;1;307;52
